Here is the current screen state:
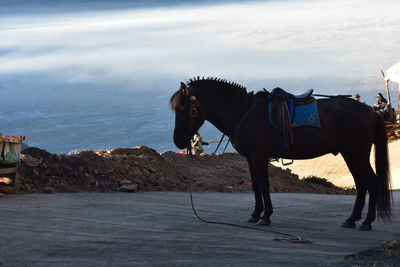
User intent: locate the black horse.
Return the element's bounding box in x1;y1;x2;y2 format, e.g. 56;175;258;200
170;77;392;231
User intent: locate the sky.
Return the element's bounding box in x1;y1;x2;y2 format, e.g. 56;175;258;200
1;0;400;152
1;0;399;94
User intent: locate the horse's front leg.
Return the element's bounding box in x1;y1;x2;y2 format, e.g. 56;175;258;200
249;156;273;226
247;157;263;223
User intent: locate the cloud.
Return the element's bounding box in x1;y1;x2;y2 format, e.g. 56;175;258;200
1;0;399;91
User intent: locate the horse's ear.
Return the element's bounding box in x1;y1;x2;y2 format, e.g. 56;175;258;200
181;82;189;96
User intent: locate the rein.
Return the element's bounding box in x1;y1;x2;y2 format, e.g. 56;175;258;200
211;133;228;155
185;149;312;244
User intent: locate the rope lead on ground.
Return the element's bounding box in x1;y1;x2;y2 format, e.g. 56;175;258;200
185;152;312;244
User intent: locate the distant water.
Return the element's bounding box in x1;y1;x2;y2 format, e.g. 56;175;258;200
1;0;399;154
0;72;227;153
0;74;182;153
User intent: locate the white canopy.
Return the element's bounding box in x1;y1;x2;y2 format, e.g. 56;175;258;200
385;61;400;84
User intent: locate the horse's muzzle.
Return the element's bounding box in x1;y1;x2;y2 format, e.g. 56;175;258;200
173;129;191;149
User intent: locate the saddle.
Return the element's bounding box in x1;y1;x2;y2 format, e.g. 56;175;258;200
268;87;317;157
271;87;314;103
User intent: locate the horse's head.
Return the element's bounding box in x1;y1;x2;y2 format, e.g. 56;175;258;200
170;82;206;149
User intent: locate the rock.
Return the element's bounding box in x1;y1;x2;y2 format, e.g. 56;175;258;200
142;169;150;177
21;147;51;159
109;148;137;156
0;193;5;198
20;154;42;167
43;169;53;176
44;186;56;194
23;183;32;192
0;186;16;194
119;179;133;185
119;184;138;192
132;168;143;178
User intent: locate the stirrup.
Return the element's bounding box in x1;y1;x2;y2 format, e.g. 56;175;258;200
281;158;293;166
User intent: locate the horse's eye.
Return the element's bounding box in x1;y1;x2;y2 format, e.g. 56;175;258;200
179;102;189;111
179;104;186;111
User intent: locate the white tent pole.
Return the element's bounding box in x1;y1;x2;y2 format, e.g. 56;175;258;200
381;70;391;104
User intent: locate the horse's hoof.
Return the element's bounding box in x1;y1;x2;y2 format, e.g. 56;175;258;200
256;218;271;226
248;216;259;223
341;221;356;228
359;224;372;231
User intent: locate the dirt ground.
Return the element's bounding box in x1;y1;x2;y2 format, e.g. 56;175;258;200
335;239;400;266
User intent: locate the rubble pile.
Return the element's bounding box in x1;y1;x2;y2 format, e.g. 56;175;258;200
2;146;350;194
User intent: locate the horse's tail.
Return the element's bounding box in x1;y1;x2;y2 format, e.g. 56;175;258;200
374;113;392;221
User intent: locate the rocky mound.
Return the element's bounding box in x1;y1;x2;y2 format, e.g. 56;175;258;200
1;146;351;195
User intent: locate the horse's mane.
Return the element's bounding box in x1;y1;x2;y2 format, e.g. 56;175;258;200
170;77;247;110
188;76;247;93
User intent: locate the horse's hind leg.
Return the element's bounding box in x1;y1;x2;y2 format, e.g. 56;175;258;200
342;153;377;231
360;172;378;231
247;157;264;223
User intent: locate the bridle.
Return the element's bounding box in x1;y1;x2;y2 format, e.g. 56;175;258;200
179;86;206;151
182;85;233;155
182;84;257;155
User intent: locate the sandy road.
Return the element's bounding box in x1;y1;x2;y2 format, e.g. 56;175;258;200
0;192;399;266
273;140;400;189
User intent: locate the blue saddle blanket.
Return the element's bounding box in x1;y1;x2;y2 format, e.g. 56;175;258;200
292;100;321;127
268;99;321;128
